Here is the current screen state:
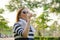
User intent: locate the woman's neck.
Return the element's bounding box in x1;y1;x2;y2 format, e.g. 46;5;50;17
20;18;27;22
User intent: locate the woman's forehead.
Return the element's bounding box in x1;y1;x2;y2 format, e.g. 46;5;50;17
22;8;30;11
22;8;33;14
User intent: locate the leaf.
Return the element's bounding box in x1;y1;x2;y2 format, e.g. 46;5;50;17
0;8;4;14
43;4;50;10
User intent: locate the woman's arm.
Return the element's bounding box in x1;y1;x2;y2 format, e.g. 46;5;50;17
22;19;30;38
14;23;24;36
22;13;32;38
14;19;31;38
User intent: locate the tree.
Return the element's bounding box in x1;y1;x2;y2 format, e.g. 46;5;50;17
2;0;60;36
0;8;12;36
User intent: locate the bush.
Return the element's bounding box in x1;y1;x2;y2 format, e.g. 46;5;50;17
34;36;60;40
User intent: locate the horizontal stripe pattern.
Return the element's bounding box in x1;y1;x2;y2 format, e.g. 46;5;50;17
14;23;21;32
14;23;24;36
28;36;34;38
13;19;34;39
29;34;34;36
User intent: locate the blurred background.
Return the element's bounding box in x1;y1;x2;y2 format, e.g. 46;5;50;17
0;0;60;40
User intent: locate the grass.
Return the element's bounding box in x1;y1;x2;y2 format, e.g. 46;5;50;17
34;36;60;40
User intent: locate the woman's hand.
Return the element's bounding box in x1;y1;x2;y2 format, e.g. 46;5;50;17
22;13;32;38
27;13;32;22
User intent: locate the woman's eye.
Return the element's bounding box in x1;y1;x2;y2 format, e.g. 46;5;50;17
23;11;28;14
23;11;26;14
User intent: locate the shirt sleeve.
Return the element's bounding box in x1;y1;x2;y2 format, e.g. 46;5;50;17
13;22;24;36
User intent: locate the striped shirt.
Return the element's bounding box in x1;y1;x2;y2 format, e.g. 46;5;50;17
13;19;35;40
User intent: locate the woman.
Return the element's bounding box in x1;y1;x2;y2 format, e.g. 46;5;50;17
13;7;35;40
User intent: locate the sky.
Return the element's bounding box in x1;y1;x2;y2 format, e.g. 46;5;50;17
0;0;60;27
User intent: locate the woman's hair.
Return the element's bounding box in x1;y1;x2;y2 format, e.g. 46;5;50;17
16;7;25;22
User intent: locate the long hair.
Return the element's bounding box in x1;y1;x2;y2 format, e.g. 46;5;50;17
16;7;24;22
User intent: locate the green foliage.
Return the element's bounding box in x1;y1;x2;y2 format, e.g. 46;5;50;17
24;0;41;9
5;0;60;13
0;8;11;34
5;0;21;12
5;5;16;12
0;8;4;14
55;0;60;3
35;11;51;30
43;4;50;10
47;0;60;13
5;0;60;14
5;0;41;11
0;15;11;34
34;37;60;40
1;0;60;36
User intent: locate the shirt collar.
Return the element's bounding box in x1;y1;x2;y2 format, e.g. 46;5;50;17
19;18;27;24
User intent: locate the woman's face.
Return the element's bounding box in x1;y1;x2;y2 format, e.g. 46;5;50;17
20;8;32;20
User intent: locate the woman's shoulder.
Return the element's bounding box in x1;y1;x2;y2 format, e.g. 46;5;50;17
13;22;20;26
14;21;23;26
